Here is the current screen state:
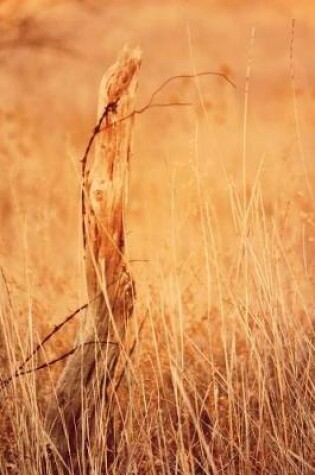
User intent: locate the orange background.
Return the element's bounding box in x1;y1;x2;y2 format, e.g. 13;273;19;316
0;0;314;316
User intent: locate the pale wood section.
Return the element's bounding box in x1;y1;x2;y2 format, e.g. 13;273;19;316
44;47;141;473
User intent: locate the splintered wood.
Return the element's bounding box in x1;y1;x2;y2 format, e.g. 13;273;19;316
44;47;141;474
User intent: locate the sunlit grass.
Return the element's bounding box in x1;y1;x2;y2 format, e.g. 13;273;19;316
0;1;314;472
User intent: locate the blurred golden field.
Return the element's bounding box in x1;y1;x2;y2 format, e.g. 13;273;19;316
0;0;314;473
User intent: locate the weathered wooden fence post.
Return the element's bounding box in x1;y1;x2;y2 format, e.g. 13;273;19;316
44;47;141;474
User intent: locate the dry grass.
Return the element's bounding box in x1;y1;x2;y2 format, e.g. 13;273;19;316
0;1;315;473
0;148;314;473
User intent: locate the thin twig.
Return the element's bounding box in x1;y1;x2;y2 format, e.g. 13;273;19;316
6;275;125;386
80;70;235;249
100;70;236;131
81;101;118;169
0;68;235;391
81;70;235;169
81;101;118;247
1;293;101;391
135;101;191;114
0;340;118;389
19;303;88;372
138;70;236;112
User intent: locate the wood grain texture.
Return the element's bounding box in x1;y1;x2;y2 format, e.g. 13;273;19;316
44;47;141;474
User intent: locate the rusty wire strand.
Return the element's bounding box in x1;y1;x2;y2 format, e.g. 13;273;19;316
0;69;235;390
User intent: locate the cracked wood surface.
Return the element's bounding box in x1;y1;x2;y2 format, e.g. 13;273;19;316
44;47;141;474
